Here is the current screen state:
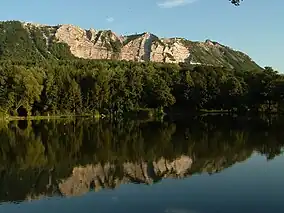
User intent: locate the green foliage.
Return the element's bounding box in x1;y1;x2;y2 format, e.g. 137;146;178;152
165;52;175;61
110;39;122;53
0;58;283;117
48;42;75;60
180;39;261;70
0;21;74;61
152;35;165;47
104;30;122;53
123;33;145;45
0;21;44;61
0;65;44;116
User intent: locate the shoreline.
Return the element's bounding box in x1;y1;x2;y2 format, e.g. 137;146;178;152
0;114;98;122
0;109;281;122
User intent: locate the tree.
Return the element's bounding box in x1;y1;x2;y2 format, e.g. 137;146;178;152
230;0;243;6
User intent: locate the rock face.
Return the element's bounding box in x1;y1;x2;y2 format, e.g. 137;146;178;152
54;27;192;64
55;25;119;59
16;22;259;69
0;21;261;70
151;38;191;63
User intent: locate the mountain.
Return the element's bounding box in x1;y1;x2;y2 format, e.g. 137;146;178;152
0;21;261;70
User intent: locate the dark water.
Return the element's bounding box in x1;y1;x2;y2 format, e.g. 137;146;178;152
0;115;284;213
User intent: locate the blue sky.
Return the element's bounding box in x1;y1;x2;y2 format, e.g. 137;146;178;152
1;0;283;71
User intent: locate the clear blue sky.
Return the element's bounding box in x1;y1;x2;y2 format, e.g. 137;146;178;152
1;0;283;71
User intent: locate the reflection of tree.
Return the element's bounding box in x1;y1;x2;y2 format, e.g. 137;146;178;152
0;116;284;202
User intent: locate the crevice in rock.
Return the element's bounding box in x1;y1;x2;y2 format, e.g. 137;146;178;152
143;33;155;62
85;30;93;41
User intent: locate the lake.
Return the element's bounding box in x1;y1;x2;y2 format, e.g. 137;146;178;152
0;115;284;213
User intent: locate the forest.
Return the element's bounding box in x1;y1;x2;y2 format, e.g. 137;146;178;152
0;58;283;118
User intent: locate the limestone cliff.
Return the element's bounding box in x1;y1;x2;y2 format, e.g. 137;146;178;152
53;26;192;64
55;25;121;60
0;20;259;70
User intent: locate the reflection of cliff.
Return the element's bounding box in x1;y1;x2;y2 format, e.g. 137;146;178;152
59;156;193;196
0;116;284;203
58;151;252;197
0;151;251;203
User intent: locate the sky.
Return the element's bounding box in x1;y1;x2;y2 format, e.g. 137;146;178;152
1;0;283;71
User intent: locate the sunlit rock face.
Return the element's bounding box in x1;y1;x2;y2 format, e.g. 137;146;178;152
150;38;191;63
54;26;191;63
55;25;116;59
18;22;259;69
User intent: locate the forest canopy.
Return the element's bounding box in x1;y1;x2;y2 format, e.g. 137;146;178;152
0;58;283;118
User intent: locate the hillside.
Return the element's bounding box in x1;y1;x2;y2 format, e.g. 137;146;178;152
0;21;261;70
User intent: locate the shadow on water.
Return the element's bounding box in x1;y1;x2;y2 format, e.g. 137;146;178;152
0;114;284;204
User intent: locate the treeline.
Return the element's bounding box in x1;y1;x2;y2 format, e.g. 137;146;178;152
0;59;283;117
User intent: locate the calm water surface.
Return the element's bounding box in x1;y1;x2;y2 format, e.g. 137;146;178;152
0;116;283;213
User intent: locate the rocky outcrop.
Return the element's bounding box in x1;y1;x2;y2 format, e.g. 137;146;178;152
120;33;149;61
0;20;261;72
55;25;120;59
54;26;192;63
151;38;191;63
17;22;260;70
48;25;193;64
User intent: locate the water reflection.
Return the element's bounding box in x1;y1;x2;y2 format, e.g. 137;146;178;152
0;115;283;204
